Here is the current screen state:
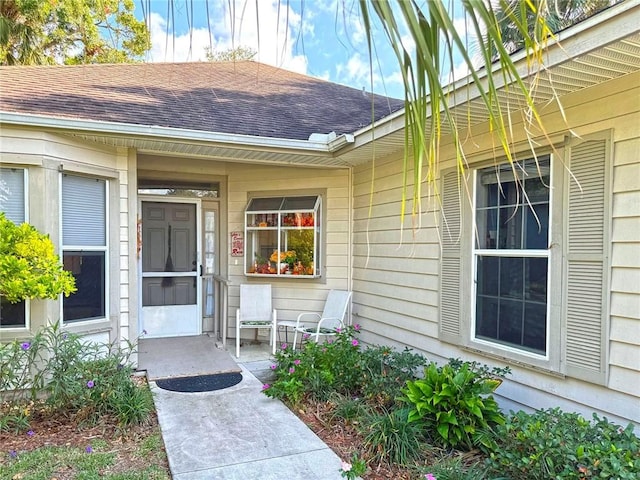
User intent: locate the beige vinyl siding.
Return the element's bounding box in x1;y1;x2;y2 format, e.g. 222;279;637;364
609;136;640;398
351;71;640;425
352;152;441;350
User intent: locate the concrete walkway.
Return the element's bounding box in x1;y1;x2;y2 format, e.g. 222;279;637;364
148;343;347;479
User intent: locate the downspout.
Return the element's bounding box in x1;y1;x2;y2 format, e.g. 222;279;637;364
348;165;354;322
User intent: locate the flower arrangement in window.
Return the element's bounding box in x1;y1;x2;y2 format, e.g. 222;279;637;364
270;250;297;272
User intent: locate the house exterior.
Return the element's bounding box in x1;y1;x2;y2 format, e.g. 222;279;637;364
1;2;638;426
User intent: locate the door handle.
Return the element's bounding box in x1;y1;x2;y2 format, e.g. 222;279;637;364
199;265;203;276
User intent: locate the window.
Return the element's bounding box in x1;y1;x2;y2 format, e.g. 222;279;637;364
62;174;107;322
440;133;610;384
473;157;550;355
244;196;321;277
0;167;27;328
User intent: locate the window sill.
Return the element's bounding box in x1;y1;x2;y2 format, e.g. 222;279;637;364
461;345;565;379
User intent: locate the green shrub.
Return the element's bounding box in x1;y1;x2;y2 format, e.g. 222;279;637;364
486;408;640;479
359;345;427;407
0;212;75;302
401;359;509;451
360;407;425;466
263;325;363;404
264;324;427;409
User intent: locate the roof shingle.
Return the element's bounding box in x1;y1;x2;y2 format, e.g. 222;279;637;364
0;61;404;141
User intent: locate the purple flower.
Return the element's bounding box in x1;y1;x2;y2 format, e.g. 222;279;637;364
62;333;68;339
27;430;34;437
289;367;295;374
335;327;342;333
87;380;95;388
425;474;436;480
85;445;93;453
21;342;30;351
281;343;288;350
262;383;270;390
270;364;277;370
302;333;310;340
354;323;361;331
352;339;359;347
9;450;17;458
293;359;301;365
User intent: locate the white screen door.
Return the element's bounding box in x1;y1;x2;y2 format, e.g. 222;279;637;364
140;200;201;337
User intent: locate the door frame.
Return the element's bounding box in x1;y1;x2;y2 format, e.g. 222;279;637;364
138;195;203;337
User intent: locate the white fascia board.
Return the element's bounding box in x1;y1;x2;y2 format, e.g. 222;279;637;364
0;112;353;154
349;0;640;146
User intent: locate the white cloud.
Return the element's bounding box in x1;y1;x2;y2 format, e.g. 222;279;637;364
145;1;309;75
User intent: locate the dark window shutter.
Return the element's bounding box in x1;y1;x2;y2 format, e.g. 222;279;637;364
439;169;463;344
565;137;609;385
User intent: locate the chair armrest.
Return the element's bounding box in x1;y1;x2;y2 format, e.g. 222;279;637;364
316;317;344;332
295;312;321;328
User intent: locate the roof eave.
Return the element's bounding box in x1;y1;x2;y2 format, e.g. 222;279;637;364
339;0;640;161
0;111;357;154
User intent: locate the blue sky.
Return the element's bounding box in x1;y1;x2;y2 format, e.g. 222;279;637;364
135;1;470;100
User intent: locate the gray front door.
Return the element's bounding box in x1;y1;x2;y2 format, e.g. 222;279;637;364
141;201;201;337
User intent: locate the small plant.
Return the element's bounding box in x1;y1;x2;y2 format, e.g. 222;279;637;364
329;393;370;425
419;457;489;480
401;359;510;451
360;407;425;466
486;408;640;479
340;451;367;479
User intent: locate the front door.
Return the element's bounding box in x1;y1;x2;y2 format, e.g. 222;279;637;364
140;200;201;337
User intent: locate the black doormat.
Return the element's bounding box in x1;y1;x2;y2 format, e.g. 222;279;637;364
156;372;243;392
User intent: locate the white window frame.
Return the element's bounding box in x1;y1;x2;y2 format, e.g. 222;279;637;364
469;155;554;361
0;167;30;330
60;173;109;325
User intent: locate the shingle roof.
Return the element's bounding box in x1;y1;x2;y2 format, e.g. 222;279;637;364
0;61;404;141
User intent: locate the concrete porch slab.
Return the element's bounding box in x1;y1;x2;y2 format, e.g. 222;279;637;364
138;335;240;380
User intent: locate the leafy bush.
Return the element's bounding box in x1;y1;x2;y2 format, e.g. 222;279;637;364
359;345;427;407
0;212;75;302
360;407;425;466
263;325;363;404
264;325;427;409
401;359;510;451
486;408;640;479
